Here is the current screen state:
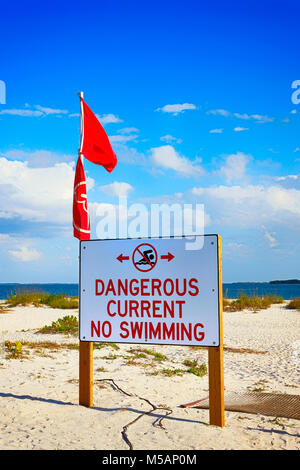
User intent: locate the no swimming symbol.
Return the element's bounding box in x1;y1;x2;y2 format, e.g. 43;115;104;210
132;243;158;272
116;242;174;272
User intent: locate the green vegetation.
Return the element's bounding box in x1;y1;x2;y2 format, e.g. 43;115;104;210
183;359;198;368
7;292;78;309
22;341;79;351
160;368;184;376
39;315;78;336
248;380;268;392
223;298;232;310
184;361;208;377
148;351;168;362
102;354;119;360
128;348;168;362
96;367;108;372
122;348;208;378
95;342;120;350
125;357;148;367
132;352;148;359
157;360;207;378
5;341;30;359
44;294;78;309
286;298;300;310
248;385;266;392
223;294;284;312
268;417;295;428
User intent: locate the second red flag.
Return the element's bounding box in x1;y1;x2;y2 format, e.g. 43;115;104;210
80;97;117;173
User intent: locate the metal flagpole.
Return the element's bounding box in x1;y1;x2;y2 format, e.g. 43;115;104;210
78;91;93;407
78;91;84;159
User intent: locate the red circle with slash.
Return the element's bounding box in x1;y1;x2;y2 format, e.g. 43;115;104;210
132;243;158;272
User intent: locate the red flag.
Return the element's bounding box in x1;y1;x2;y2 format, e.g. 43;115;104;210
80;97;117;173
73;156;90;240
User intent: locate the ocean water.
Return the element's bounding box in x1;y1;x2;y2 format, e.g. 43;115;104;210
0;282;299;300
0;284;79;300
222;282;300;300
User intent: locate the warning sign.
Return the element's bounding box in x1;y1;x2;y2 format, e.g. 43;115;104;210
79;235;221;346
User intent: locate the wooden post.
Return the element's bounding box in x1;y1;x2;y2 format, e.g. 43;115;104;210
79;340;93;407
208;234;225;427
77;91;93;408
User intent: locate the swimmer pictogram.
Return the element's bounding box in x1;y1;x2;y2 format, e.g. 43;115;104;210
132;243;158;272
116;244;174;270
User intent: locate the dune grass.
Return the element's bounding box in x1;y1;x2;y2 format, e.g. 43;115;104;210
128;347;168;362
4;340;79;359
39;315;78;336
160;368;185;377
0;305;9;313
22;340;79;350
5;341;30;359
7;292;78;309
183;359;208;377
286;298;300;310
158;360;207;378
223;294;284;312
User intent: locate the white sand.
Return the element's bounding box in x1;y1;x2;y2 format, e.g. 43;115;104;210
0;302;299;450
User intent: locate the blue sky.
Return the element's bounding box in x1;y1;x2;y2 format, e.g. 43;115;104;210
0;0;299;283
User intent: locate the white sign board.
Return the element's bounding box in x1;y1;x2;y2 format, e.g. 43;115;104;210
79;235;220;346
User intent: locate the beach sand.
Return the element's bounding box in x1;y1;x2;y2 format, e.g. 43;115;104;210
0;302;299;450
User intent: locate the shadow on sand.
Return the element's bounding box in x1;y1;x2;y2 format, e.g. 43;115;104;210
0;391;207;425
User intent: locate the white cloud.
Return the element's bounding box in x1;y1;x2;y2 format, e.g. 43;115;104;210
118;127;139;134
207;108;274;123
275;175;298;181
209;128;223;134
0;105;121;122
0;234;11;242
207;109;231;117
150;145;204;177
0;109;43;117
234;113;274;123
8;245;42;262
99;181;134;198
226;242;245;249
1;149;75;167
111;143;147;165
108;134;138;143
0;157;90;224
160;135;182;144
97;113;123;125
263;230;278;248
234;127;249;132
265;186;300;214
69;112;124;124
217;152;250;183
0;105;69;117
35;105;68;115
156;103;197;115
192;184;300;228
